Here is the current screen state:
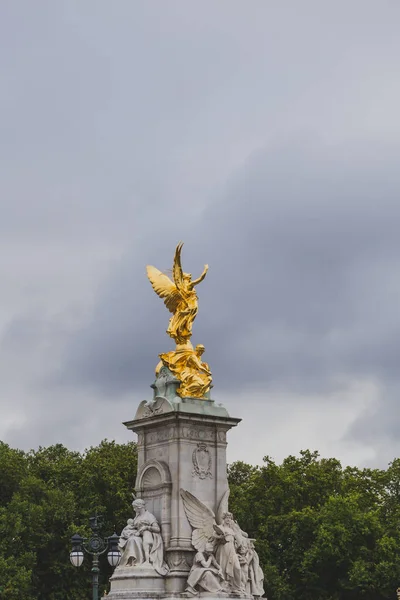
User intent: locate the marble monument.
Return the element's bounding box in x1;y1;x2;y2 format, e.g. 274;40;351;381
107;243;264;599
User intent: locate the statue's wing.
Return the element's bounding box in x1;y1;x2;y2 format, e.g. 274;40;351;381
146;265;182;313
216;489;230;525
172;242;184;289
180;489;215;552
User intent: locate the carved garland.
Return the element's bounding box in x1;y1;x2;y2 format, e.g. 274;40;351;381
166;551;192;571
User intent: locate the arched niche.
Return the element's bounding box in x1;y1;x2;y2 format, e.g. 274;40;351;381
135;459;172;548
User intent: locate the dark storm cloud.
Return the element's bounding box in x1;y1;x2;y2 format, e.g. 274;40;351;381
59;136;400;402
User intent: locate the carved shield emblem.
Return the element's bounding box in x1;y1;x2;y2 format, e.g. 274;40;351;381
192;443;212;479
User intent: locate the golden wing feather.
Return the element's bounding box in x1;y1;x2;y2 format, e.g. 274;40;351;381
146;265;182;313
173;242;184;288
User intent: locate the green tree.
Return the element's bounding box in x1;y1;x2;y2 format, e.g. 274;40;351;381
0;440;137;599
2;440;400;599
0;442;27;506
228;450;400;600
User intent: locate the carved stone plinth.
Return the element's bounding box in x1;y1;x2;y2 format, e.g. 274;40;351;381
107;390;242;600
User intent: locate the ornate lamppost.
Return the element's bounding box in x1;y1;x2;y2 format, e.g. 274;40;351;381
70;514;120;600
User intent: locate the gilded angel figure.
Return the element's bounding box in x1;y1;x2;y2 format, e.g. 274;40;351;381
146;242;208;346
146;243;211;398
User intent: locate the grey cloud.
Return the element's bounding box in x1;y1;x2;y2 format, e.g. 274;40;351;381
1;1;400;465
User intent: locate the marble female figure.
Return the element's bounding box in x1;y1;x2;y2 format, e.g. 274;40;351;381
118;498;168;576
180;489;262;595
214;512;243;593
185;542;225;596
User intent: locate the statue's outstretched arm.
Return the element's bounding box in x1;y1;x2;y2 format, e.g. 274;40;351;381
190;264;209;288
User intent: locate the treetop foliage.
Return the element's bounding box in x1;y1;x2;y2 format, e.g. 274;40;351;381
228;450;400;600
1;442;400;599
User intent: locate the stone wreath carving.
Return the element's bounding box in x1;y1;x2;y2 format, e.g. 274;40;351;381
166;551;192;571
192;443;212;479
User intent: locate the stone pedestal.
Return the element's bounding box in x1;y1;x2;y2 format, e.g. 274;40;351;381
107;386;241;600
109;565;165;595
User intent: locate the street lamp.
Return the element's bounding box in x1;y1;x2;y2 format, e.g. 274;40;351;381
107;532;121;567
70;533;84;567
70;514;121;600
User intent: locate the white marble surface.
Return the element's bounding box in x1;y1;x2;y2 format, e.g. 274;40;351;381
107;400;244;600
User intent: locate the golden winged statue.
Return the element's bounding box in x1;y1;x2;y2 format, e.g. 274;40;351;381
146;242;208;346
146;242;211;398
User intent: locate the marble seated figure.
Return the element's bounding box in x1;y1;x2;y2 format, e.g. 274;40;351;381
185;541;225;596
118;498;169;576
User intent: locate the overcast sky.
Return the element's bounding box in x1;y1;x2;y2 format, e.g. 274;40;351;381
1;1;400;468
